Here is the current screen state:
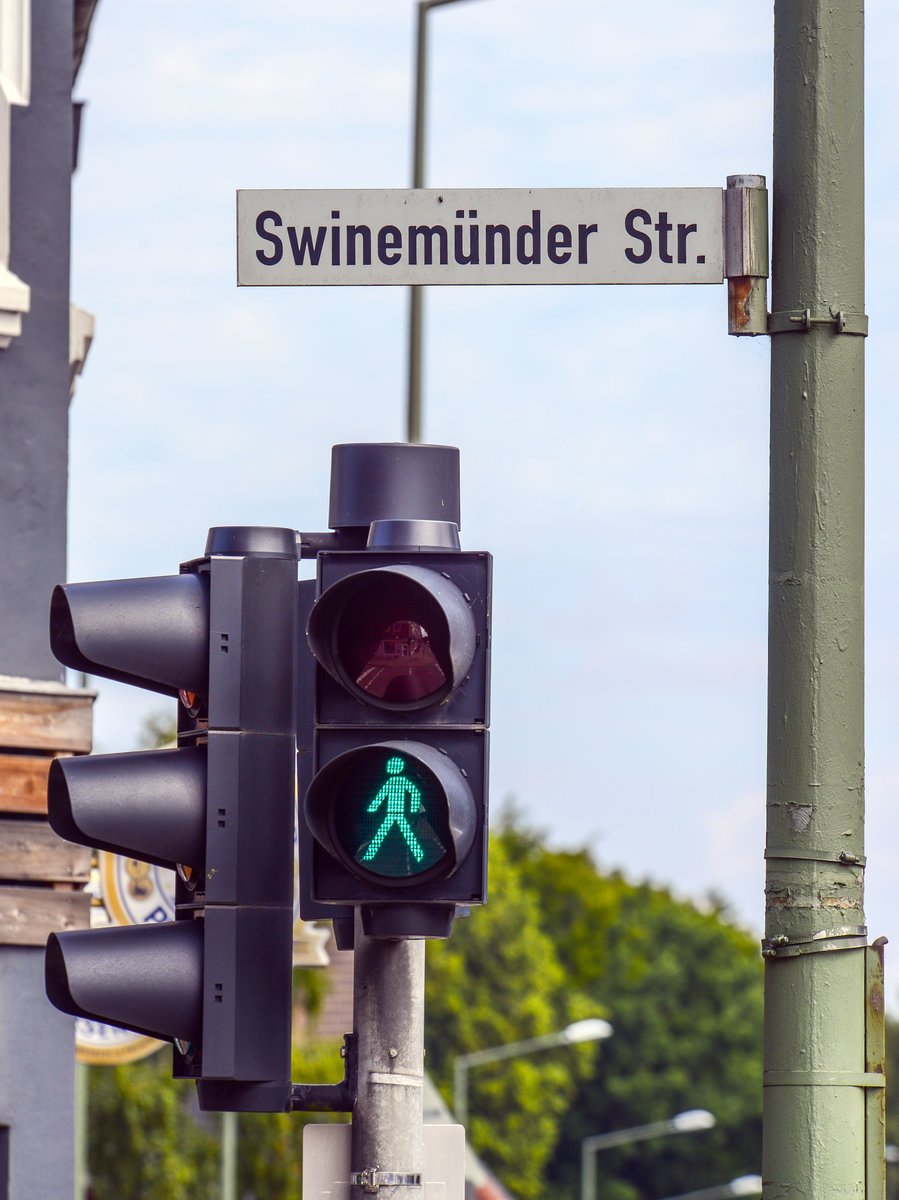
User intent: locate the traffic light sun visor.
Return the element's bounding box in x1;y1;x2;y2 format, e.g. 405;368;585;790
49;574;209;699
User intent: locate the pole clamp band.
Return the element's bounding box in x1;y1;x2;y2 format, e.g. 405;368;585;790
764;1070;885;1088
765;846;865;866
351;1168;423;1192
761;926;868;959
767;308;868;336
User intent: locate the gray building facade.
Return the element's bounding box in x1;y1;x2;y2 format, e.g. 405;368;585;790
0;2;97;1196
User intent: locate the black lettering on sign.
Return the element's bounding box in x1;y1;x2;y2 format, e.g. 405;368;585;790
287;224;326;266
547;224;572;265
454;210;479;264
624;209;653;264
254;204;710;274
378;226;402;265
485;224;511;265
517;210;541;265
347;225;372;266
408;225;449;266
255;211;284;265
655;211;674;264
677;222;697;264
578;223;598;264
625;211;706;266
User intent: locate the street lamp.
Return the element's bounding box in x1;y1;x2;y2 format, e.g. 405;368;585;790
581;1109;717;1200
658;1175;762;1200
407;0;485;444
453;1018;613;1129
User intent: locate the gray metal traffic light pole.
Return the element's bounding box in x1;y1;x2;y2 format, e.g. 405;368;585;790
764;3;885;1197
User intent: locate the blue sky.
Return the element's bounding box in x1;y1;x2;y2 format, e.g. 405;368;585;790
67;1;899;998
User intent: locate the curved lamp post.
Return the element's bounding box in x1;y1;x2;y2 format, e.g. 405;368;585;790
581;1109;716;1200
658;1175;763;1200
453;1018;613;1129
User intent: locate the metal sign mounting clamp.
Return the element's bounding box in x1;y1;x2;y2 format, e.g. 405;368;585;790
767;308;869;336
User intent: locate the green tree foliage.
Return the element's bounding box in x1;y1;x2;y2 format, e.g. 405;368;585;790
86;1038;348;1200
426;835;601;1200
85;809;763;1200
426;810;764;1200
138;710;177;749
88;1050;218;1200
237;1038;348;1200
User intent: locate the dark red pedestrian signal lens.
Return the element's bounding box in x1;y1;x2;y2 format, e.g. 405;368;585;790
348;617;445;704
332;575;451;706
307;563;479;714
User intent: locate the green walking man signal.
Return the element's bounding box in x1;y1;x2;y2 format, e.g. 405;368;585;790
362;756;425;864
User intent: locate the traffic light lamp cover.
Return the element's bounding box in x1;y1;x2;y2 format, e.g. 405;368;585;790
46;920;204;1044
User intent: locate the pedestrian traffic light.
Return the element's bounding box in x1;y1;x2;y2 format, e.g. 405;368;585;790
301;443;491;939
44;526;299;1112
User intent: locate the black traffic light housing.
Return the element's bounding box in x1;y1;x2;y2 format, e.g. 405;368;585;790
299;444;491;940
42;445;489;1119
45;526;299;1112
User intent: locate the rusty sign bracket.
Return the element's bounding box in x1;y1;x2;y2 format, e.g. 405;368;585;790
725;174;769;336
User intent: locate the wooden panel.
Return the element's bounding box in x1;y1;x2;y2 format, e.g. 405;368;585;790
0;689;93;753
0;818;91;883
0;885;90;946
0;752;51;815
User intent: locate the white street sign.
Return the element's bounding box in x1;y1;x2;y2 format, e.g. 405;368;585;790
237;188;725;287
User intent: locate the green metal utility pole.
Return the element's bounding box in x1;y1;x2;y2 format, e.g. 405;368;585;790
764;3;885;1198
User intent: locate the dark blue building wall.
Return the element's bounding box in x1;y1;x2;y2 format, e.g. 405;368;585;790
0;6;79;1200
1;0;72;683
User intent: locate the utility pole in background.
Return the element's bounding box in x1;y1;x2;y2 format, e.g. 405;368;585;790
764;3;884;1198
406;0;482;444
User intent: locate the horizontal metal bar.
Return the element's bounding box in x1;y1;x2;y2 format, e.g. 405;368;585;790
764;1071;885;1088
761;927;868;959
765;846;866;865
290;1032;357;1112
350;1170;423;1187
368;1071;421;1088
767;308;868;335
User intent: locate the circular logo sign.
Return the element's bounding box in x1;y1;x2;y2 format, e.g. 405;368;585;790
76;1019;163;1066
99;851;176;926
